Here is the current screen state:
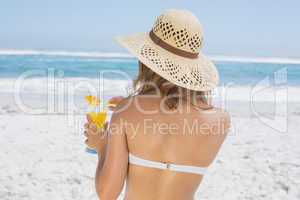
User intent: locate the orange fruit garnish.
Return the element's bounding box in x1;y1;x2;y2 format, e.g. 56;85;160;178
85;95;100;107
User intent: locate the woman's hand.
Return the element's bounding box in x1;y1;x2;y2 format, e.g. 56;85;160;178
84;114;108;153
84;96;124;153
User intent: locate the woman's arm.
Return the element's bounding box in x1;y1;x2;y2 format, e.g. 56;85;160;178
95;95;126;169
85;113;128;199
94;111;129;200
84;96;128;199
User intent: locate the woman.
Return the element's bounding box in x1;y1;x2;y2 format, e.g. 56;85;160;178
85;9;230;200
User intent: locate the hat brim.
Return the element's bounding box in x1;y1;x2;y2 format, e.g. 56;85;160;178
115;33;219;91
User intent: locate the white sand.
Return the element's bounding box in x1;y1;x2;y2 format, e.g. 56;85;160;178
0;93;300;199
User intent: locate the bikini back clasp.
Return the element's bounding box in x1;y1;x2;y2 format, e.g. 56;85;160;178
129;153;208;176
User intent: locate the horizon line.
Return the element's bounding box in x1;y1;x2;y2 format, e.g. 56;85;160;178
0;49;300;64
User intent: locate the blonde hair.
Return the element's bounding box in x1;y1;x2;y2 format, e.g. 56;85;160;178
133;62;212;110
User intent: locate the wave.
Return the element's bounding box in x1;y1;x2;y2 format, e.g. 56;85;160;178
0;49;133;59
0;77;131;96
1;77;299;102
1;49;300;64
210;55;300;65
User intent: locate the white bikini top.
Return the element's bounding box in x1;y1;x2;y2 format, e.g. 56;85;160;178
128;153;208;176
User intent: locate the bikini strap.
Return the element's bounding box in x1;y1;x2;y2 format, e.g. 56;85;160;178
128;153;207;175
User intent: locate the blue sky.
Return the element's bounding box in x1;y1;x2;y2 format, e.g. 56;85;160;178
0;0;299;57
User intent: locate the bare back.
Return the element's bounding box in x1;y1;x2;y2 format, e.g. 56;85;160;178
114;96;230;200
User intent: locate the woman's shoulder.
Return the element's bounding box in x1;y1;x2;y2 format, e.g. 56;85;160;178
111;95;141;118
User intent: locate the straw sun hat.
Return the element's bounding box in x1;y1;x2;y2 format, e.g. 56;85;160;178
116;9;219;91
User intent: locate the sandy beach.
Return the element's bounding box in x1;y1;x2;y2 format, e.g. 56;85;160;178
0;51;299;200
0;91;299;199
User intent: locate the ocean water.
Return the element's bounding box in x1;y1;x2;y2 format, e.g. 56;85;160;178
0;55;300;85
0;54;300;112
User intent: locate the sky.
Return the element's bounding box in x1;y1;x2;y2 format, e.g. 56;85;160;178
0;0;299;58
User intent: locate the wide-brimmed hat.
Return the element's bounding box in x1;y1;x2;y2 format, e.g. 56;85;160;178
115;9;219;91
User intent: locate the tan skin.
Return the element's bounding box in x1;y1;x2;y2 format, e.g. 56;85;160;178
85;95;230;200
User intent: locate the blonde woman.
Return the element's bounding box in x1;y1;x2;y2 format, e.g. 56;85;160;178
84;9;230;200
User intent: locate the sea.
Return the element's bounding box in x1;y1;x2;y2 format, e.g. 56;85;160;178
0;53;300;85
0;51;299;116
